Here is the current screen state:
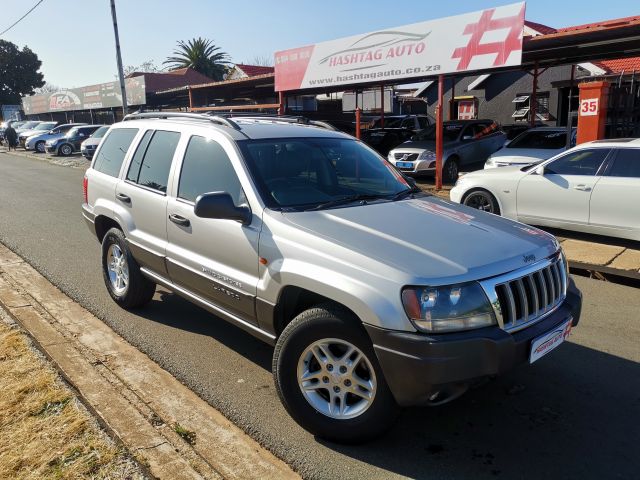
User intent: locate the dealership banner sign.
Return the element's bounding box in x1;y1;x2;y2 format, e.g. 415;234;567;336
22;77;146;115
274;2;525;91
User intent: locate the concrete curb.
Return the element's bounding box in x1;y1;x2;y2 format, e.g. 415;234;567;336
0;243;299;480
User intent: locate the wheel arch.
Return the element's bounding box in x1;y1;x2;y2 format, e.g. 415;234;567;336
94;215;123;243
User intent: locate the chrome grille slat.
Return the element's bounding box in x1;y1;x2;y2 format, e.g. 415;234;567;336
515;279;528;321
480;254;567;333
526;275;539;317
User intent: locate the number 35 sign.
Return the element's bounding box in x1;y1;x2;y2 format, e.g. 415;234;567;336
580;98;599;116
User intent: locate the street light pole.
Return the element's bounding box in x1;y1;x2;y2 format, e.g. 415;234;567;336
110;0;128;116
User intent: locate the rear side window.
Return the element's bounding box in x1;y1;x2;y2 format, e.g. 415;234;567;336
178;135;244;204
608;149;640;178
545;149;609;176
126;130;154;183
93;128;139;177
127;130;180;193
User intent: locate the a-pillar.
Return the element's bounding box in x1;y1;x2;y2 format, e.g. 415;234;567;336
577;81;609;144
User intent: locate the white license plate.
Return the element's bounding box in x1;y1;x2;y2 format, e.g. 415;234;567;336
529;319;572;364
396;161;413;168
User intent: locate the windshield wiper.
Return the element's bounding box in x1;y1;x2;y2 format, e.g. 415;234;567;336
305;194;388;211
389;186;421;201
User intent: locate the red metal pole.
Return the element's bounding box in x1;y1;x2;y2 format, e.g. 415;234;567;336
355;107;361;139
278;91;285;115
435;75;444;190
380;85;385;128
530;61;538;126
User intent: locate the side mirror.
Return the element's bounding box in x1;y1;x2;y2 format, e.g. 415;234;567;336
535;165;545;176
194;192;251;224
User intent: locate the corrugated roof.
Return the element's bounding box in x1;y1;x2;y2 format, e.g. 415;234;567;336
524;20;556;35
595;57;640;74
234;64;275;77
556;15;640;33
127;68;214;93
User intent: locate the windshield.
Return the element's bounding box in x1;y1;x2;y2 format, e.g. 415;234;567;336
239;137;410;209
508;130;569;149
370;117;404;128
18;121;40;130
411;124;463;142
34;122;57;131
91;126;109;138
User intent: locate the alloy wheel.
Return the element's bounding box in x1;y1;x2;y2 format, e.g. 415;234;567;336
464;192;495;213
107;244;129;295
297;338;377;419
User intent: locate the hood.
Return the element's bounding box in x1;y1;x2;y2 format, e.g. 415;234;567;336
82;137;102;146
490;147;563;162
27;131;63;141
18;129;42;138
281;196;558;284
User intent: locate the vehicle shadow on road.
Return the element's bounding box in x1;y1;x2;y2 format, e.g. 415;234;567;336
135;289;274;371
319;343;639;479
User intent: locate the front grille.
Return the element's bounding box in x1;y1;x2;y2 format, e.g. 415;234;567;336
481;254;567;332
393;153;418;161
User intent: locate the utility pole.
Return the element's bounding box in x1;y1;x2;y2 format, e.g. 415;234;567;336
110;0;128;116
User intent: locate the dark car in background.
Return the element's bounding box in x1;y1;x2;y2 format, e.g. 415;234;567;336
388;119;507;182
361;115;431;155
46;125;102;156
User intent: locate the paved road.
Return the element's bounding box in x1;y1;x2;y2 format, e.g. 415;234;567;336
1;151;638;479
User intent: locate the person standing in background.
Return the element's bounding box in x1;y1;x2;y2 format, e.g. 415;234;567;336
4;122;18;151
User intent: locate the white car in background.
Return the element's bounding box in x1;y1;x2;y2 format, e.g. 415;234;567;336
450;139;640;241
485;127;576;169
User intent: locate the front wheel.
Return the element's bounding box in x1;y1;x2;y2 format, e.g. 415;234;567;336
35;141;46;153
59;143;73;156
273;304;399;443
463;189;501;215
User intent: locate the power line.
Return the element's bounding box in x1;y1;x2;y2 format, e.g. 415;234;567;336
0;0;45;37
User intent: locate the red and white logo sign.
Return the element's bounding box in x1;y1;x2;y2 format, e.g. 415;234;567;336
458;100;476;120
579;98;599;117
274;2;525;91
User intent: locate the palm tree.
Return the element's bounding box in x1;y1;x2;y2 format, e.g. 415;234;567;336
164;38;230;80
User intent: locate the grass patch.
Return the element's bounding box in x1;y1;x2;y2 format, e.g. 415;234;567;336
0;318;146;479
173;423;197;445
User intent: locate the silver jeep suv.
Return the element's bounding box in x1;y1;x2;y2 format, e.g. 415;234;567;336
82;112;582;443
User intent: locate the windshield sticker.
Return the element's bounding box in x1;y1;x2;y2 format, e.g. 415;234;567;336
407;199;474;224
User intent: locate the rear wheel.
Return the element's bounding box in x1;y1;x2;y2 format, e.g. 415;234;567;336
59;143;73;156
463;189;501;215
443;157;459;183
273;304;399;443
101;228;156;309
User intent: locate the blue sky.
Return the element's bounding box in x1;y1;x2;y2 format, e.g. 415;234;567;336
1;0;637;88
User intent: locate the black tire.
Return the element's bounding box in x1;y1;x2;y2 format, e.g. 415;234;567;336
443;156;459;184
462;188;501;215
273;303;399;443
35;141;45;153
59;143;73;156
101;227;156;309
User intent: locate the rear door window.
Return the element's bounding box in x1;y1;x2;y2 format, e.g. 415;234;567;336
93;128;139;177
607;149;640;178
127;130;180;193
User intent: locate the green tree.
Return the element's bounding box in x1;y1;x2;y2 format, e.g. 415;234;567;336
164;38;230;81
0;40;44;105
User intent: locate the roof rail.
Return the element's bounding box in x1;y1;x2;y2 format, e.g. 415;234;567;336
218;114;338;131
122;111;242;131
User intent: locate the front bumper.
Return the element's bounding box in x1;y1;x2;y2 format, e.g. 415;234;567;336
45;145;58;154
365;278;582;406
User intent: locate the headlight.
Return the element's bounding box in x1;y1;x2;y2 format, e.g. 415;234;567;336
388;152;394;162
418;150;436;160
401;282;496;332
485;157;495;166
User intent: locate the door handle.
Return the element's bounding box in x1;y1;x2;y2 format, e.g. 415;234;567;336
169;214;190;227
573;184;592;191
116;193;131;203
